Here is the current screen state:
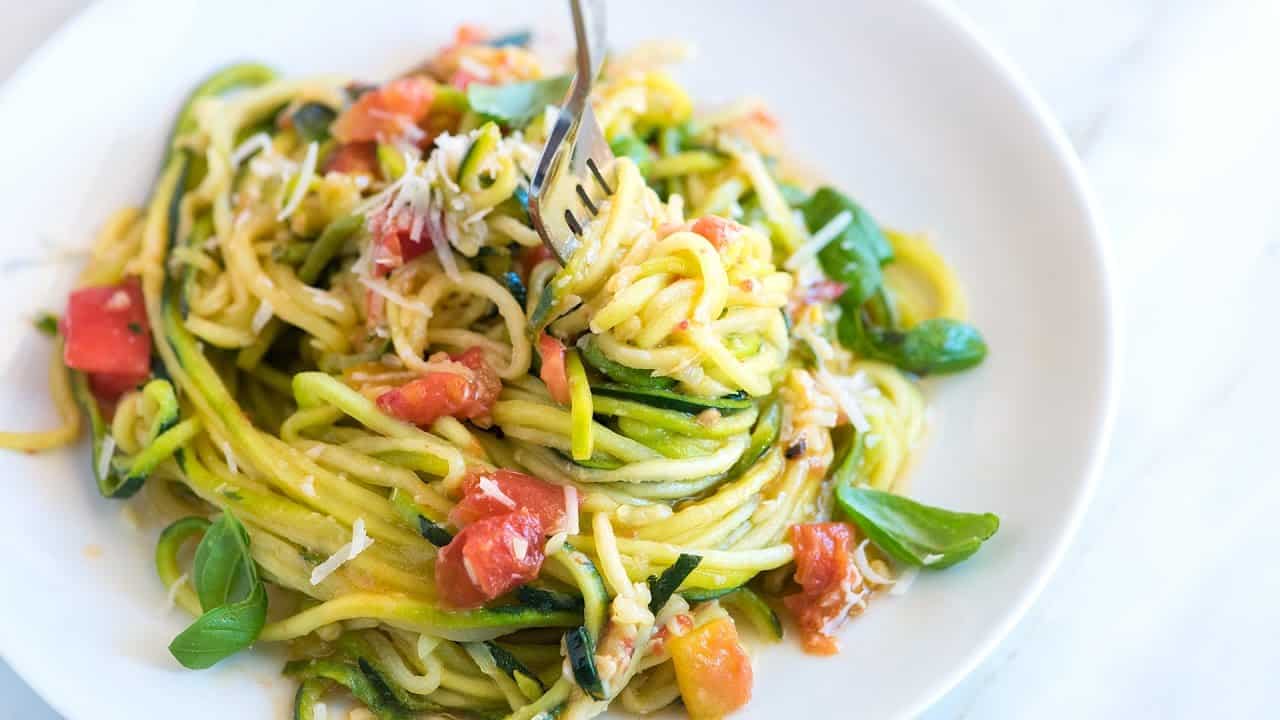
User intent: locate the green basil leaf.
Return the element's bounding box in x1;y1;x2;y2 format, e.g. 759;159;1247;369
828;424;865;488
803;187;893;305
834;483;999;568
838;302;987;376
169;511;268;669
191;511;253;611
168;582;267;669
467;75;572;126
609;135;655;175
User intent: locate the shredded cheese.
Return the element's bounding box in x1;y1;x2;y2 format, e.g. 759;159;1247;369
563;486;580;535
309;517;375;585
277;141;319;221
814;367;871;433
97;435;116;480
251;299;274;334
476;477;517;508
165;572;189;611
230;132;273;169
104;289;132;311
784;209;852;271
357;275;435;316
852;539;894;586
890;566;919;596
305;445;325;459
300;475;317;497
220;441;239;475
510;533;529;561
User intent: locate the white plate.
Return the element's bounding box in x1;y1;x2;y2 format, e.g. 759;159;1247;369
0;0;1115;717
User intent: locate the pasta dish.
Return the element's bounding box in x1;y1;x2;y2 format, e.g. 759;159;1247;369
1;26;998;720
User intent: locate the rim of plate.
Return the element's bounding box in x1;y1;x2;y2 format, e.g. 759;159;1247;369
0;1;1119;718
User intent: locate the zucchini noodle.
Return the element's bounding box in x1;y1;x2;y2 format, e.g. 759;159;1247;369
4;29;986;720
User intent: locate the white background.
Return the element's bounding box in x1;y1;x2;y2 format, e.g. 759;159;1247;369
1;0;1277;717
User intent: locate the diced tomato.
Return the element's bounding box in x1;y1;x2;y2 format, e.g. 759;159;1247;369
669;618;753;719
450;469;580;531
332;77;435;143
322;141;379;176
518;243;554;280
369;207;433;277
435;509;545;608
449;69;482;90
803;280;848;305
651;613;695;657
691;216;743;250
537;333;570;405
454;24;488;46
88;372;145;402
783;522;864;655
63;278;151;398
376;347;500;427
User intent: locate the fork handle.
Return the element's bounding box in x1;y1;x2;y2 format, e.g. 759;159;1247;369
566;0;606;111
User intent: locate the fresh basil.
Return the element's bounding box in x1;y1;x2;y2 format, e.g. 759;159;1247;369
467;75;572;126
803;187;893;305
168;511;268;669
834;483;999;568
828;425;865;488
837;300;988;375
609;134;655;175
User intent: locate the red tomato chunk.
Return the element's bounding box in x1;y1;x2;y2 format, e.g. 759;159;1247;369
376;347;500;427
537;333;570;405
691;216;743;250
63;278;151;399
783;521;865;655
449;469;579;532
435;509;545;608
332;77;434;144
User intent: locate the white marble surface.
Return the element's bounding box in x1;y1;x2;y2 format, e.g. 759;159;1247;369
2;0;1278;717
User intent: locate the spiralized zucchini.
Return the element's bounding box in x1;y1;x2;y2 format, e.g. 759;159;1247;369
2;29;982;720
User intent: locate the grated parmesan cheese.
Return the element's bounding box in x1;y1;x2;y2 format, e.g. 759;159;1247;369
889;566;919;596
165;572;189;611
230;132;273;169
510;533;529;561
220;441;239;475
357;275;435;316
545;532;568;555
104;289;132;311
97;435;116;480
277;141;319;221
305;445;325;459
477;477;517;508
562;486;580;535
310;517;375;585
784;210;852;271
814;367;871;433
313;703;326;720
852;539;894;586
300;475;317;497
251;300;273;334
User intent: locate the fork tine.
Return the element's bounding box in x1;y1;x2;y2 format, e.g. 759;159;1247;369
565;209;584;236
586;156;613;195
576;184;598;216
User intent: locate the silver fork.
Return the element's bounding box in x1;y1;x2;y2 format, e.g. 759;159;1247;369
529;0;614;264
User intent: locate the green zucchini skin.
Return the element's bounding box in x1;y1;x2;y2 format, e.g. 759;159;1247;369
457;122;501;186
589;383;753;414
564;625;605;700
726;400;781;478
516;585;585;613
720;587;783;642
680;585;740;603
647;553;703;613
577;336;676;390
482;640;546;699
